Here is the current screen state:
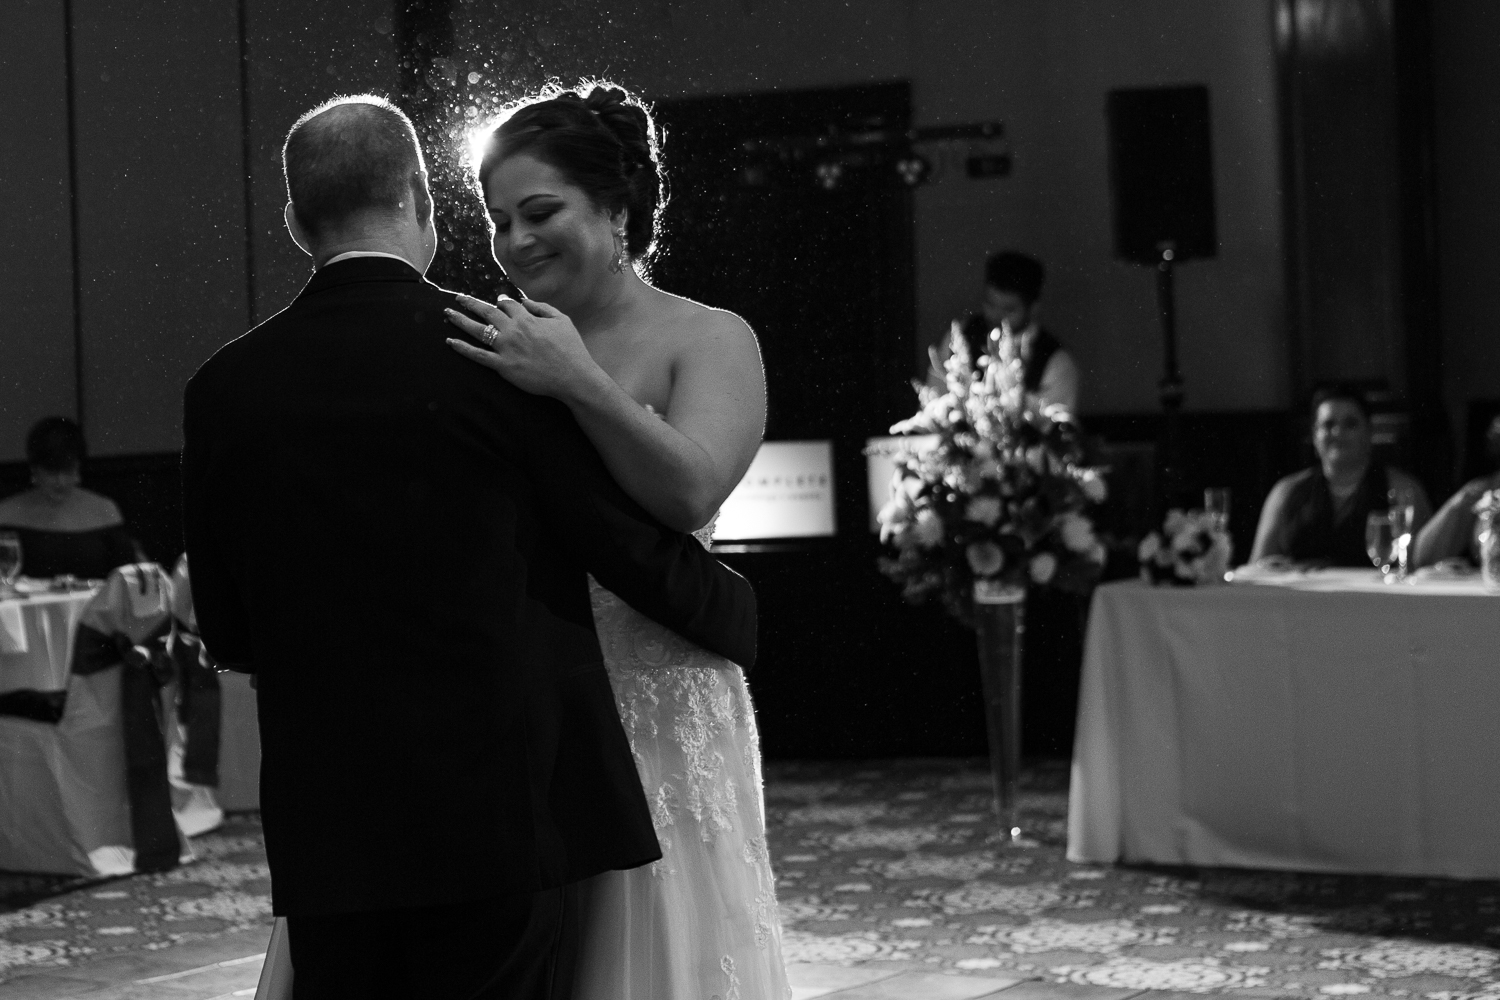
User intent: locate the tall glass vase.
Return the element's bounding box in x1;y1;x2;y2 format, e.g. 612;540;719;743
973;579;1025;842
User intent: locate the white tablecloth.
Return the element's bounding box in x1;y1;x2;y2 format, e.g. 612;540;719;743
0;590;98;693
1067;573;1500;878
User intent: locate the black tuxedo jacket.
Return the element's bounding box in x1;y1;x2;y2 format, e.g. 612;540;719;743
182;256;757;917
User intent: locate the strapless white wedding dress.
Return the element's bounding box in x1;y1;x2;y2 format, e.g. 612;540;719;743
255;514;788;1000
572;514;789;1000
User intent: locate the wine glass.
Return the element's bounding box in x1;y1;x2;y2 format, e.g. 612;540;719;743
1204;488;1232;535
0;532;21;596
1365;511;1394;580
1389;503;1416;579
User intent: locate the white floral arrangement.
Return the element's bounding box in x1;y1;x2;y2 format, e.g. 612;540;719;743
873;324;1107;625
1137;508;1232;586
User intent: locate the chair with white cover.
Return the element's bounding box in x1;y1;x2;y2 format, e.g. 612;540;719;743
0;564;191;875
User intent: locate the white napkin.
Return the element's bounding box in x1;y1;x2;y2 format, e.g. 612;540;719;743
0;601;26;654
119;565;169;620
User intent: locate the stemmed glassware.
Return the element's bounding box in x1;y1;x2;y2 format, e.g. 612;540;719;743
0;532;21;596
1365;511;1395;581
1389;503;1416;580
1381;485;1418;581
1204;488;1231;535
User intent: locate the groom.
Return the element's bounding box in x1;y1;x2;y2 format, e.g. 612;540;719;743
182;96;757;999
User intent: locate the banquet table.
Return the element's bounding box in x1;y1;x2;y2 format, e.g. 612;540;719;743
1067;570;1500;879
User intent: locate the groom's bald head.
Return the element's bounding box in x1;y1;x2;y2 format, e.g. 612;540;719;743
283;95;426;239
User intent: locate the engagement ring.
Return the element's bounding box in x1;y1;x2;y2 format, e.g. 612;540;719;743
482;325;499;349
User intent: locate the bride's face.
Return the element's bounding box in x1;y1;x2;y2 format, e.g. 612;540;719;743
484;152;618;310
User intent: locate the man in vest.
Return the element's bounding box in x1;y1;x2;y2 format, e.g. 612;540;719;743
930;250;1080;414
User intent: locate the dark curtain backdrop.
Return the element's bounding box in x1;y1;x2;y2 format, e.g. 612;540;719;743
1275;0;1449;498
649;82;1003;759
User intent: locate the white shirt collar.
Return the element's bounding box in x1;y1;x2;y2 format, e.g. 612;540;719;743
322;250;418;269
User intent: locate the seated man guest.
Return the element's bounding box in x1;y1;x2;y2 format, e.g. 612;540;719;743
1251;387;1431;567
1413;415;1500;568
929;250;1080;412
0;417;140;578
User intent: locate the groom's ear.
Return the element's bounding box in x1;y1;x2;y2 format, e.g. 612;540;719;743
410;170;434;231
284;202;314;258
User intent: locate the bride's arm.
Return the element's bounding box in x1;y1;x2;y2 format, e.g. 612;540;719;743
566;316;764;531
446;295;765;532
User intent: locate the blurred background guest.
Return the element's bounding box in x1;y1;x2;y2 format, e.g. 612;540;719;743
1251;387;1431;567
0;417;141;579
1413;415;1500;568
929;250;1080;413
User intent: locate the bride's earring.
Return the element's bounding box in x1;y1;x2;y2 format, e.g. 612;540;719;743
610;229;628;274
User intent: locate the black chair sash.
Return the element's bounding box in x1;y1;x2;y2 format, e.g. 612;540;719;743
0;689;67;724
73;620;181;873
172;631;221;788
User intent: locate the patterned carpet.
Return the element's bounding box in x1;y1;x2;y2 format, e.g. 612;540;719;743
770;760;1500;998
3;759;1500;997
0;816;271;978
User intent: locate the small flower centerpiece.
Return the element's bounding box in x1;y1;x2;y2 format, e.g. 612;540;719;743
873;325;1108;624
1137;509;1232;586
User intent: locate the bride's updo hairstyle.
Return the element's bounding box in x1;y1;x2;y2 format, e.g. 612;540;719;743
476;82;664;265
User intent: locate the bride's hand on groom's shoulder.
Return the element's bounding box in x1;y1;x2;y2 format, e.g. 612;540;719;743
444;293;602;402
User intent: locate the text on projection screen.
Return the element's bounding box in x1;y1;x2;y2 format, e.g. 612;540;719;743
715;440;836;541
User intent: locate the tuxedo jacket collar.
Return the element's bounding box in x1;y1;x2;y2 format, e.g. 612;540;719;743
298;255;426;299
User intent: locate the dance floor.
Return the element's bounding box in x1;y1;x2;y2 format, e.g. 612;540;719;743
3;759;1500;998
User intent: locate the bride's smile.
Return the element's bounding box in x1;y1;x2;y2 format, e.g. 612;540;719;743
511;251;556;274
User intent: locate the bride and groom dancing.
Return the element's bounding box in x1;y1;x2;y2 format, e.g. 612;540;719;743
182;84;789;999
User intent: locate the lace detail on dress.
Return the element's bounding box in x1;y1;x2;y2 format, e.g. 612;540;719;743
580;509;790;998
742;835;780;950
719;955;741;1000
589;511;751;855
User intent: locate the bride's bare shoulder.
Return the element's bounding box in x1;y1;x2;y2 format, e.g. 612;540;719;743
648;287;757;350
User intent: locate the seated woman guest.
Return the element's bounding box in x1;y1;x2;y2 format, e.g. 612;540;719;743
0;417;140;578
1250;387;1431;566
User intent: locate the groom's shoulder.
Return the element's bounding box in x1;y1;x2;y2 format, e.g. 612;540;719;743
415;276;461;310
302;270;459;329
188;305;293;388
193;273;453;363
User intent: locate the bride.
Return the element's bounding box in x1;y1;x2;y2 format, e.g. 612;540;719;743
448;81;788;1000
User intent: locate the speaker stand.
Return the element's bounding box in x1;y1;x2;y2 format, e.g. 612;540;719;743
1155;242;1185;509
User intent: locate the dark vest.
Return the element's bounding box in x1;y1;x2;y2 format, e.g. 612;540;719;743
1282;463;1392;567
960;315;1062;392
